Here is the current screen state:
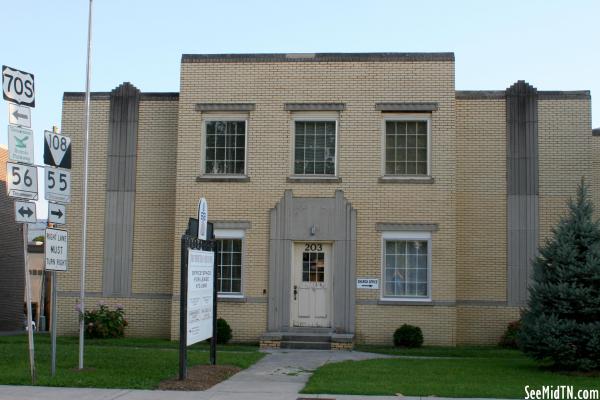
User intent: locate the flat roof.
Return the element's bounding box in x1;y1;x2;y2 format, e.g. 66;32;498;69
182;52;455;63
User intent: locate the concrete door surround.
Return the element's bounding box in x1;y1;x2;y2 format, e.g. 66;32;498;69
267;190;357;337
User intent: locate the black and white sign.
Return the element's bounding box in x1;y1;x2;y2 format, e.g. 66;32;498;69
45;228;68;271
187;249;214;345
8;126;34;164
45;167;71;204
8;103;31;128
48;203;66;225
14;200;36;223
198;198;208;240
357;278;379;289
2;66;35;107
6;162;38;200
43;131;71;169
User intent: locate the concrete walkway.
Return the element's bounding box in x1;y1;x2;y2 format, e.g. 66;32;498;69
0;349;508;400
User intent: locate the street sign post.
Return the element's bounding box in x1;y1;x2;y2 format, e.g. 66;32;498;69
45;228;68;272
48;203;66;225
8;103;31;128
6;162;38;200
44;131;71;169
14;201;36;223
8;125;34;164
45;167;71;204
2;65;35;107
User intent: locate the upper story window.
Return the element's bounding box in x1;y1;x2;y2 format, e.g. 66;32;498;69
294;119;337;176
384;115;431;177
381;231;431;301
204;119;247;175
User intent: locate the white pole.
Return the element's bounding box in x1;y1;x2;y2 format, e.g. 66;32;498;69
79;0;93;370
23;224;36;383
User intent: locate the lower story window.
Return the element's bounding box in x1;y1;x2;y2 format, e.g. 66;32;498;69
382;233;431;299
216;238;242;294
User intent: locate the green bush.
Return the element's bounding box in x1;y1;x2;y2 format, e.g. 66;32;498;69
217;318;232;344
83;303;128;339
393;324;423;348
499;320;520;348
519;181;600;371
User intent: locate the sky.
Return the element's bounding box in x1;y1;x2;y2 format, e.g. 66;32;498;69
2;0;599;218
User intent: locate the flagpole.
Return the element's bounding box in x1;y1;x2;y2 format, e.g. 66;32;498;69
79;0;93;370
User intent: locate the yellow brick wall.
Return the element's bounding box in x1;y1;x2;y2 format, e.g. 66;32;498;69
456;306;520;345
170;59;458;340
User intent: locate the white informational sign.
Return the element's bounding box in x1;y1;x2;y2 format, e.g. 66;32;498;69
8;103;31;128
45;228;68;271
48;203;66;225
2;65;35;107
6;161;38;200
45;167;71;203
8;125;34;164
198;197;208;240
186;249;214;346
14;200;36;223
44;131;71;169
357;278;379;289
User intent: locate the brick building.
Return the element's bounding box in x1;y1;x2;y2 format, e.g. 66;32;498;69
57;52;599;347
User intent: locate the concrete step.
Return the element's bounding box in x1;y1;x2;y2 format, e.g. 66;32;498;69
281;334;331;343
280;341;331;350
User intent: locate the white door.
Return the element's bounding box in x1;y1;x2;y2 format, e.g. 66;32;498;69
291;242;331;327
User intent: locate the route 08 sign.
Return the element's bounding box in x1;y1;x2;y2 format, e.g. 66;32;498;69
2;66;35;107
6;162;38;200
45;167;71;204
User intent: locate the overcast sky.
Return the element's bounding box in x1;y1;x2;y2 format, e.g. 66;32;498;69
2;0;598;218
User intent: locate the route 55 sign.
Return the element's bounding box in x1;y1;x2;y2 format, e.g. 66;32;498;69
45;167;71;204
2;66;35;107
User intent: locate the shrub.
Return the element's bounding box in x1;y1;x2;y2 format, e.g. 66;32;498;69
216;318;232;344
519;180;600;371
83;303;128;339
393;324;423;348
499;320;521;348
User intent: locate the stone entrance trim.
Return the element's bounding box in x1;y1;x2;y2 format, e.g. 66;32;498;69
259;332;354;350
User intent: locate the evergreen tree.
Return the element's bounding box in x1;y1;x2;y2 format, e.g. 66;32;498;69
519;180;600;371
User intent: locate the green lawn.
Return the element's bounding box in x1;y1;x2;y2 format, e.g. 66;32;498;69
303;346;600;398
0;334;263;389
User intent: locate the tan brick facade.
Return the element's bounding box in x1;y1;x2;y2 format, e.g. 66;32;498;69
58;53;595;346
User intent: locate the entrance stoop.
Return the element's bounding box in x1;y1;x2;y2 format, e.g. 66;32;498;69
260;332;354;350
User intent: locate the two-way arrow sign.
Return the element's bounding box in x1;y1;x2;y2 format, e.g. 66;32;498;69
14;200;36;223
48;203;66;225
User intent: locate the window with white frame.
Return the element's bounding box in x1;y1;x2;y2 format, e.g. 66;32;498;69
382;231;431;299
384;116;430;176
294;120;336;175
204;119;246;175
214;229;244;296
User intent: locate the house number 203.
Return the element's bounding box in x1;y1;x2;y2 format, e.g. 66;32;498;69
305;243;323;251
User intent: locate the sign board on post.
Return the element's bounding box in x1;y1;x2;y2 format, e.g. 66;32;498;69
45;228;68;271
44;167;71;204
48;203;66;225
44;131;71;169
357;278;379;289
8;103;31;128
8;125;34;164
14;200;36;223
198;198;208;240
186;249;215;345
2;65;35;107
6;161;38;200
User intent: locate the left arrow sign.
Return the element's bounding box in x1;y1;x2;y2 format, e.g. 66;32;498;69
8;104;31;128
15;200;36;223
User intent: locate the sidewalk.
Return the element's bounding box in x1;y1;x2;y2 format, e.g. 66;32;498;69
0;349;509;400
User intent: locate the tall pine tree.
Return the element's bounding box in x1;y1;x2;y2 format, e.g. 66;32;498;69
519;180;600;371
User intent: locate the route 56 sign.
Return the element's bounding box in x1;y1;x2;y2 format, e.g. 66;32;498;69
2;66;35;107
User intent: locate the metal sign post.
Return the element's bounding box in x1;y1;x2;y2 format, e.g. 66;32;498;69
23;224;36;384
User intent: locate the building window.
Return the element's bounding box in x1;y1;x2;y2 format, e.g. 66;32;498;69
214;228;245;296
204;120;246;175
382;232;431;300
384;116;430;176
294;120;336;175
